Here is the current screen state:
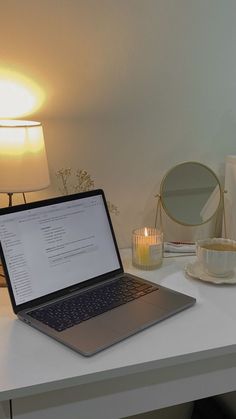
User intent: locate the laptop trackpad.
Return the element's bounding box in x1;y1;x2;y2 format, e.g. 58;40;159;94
62;298;166;355
102;297;166;332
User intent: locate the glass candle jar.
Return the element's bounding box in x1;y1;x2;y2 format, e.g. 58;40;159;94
132;227;163;270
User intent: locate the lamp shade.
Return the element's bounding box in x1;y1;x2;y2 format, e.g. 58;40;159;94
0;120;50;193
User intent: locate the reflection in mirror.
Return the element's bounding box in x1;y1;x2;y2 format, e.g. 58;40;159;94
158;162;222;227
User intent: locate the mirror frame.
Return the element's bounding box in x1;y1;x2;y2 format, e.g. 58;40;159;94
158;161;223;227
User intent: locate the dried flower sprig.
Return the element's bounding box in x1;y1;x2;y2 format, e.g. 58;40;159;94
56;168;72;195
74;169;95;193
55;168;119;215
107;201;119;216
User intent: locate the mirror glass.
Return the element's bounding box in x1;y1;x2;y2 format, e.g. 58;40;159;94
160;162;221;226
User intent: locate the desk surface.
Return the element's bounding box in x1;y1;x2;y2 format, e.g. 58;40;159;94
1;249;236;404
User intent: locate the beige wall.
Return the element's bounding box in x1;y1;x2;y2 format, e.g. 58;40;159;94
1;0;236;246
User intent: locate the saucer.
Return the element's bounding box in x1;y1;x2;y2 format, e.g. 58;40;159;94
185;261;236;284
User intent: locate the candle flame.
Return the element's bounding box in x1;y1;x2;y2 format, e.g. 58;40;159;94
144;227;148;237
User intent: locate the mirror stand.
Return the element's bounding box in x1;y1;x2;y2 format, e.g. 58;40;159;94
154;193;162;231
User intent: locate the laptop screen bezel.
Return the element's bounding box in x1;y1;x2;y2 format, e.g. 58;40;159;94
0;189;124;314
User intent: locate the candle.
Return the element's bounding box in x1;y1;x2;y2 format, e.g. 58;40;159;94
132;227;163;270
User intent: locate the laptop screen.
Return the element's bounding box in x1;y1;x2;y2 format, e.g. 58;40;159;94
0;192;121;306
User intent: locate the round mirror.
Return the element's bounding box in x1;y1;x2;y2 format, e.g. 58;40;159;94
159;162;222;226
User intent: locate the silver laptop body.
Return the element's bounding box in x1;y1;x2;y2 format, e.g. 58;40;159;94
0;190;196;356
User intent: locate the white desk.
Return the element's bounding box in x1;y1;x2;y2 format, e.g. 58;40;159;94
1;249;236;419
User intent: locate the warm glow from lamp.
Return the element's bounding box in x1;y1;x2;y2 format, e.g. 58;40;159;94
0;120;50;193
0;69;45;118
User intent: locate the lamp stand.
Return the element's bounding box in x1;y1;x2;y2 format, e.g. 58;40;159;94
7;193;13;207
6;192;27;207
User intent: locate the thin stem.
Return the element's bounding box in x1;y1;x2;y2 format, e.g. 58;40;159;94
8;193;13;207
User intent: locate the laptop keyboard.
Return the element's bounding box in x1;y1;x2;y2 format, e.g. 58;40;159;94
28;277;158;332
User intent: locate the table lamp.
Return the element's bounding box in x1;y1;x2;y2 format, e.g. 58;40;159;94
0;120;50;206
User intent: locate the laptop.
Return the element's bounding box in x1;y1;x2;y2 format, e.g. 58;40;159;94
0;189;196;356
